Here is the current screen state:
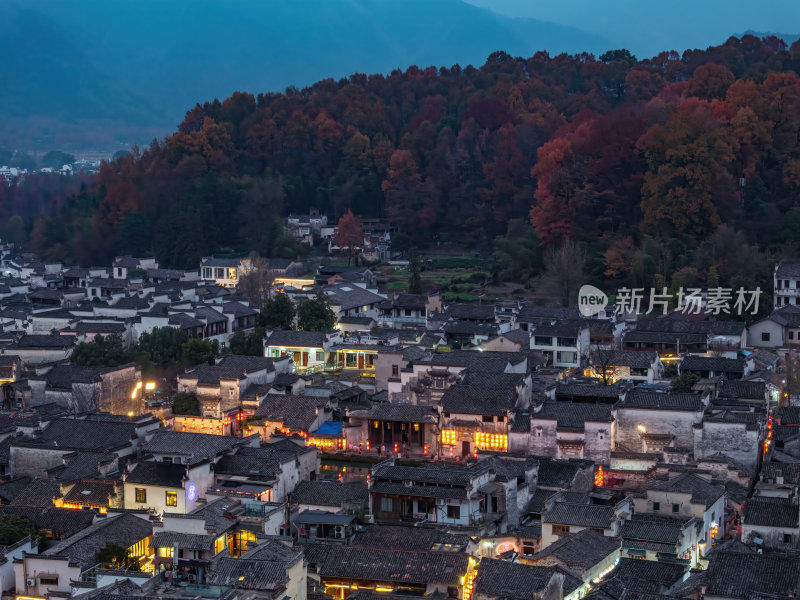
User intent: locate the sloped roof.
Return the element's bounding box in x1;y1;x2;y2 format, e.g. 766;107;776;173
533;401;613;431
150;531;215;550
544;502;618;529
440;383;516;416
255;394;328;431
621;391;704;411
474;558;581;599
125;461;187;487
681;355;745;373
349;403;438;424
698;548;800;598
532;528;619;568
647;473;724;507
312;545;469;585
608;557;689;594
63;481;116;506
352;525;471;552
208;557;291;590
291;481;369;509
17;418;137;451
144;430;247;463
743;497;799;528
44;512;153;569
266;329;328;348
620;514;695;547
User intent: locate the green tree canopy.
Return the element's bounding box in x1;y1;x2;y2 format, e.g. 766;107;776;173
672;372;700;393
71;334;132;366
257;292;295;329
0;515;37;545
181;338;218;365
296;291;337;332
172;391;201;416
229;328;266;356
136;327;188;366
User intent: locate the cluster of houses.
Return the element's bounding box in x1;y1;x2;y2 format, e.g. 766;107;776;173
0;245;798;600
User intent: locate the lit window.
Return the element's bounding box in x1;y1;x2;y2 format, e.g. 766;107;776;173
441;430;458;445
135;488;146;503
166;491;178;507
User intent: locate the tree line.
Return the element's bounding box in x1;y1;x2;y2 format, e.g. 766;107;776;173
4;35;800;296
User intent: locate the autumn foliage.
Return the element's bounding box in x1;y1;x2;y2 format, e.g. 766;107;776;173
8;35;800;282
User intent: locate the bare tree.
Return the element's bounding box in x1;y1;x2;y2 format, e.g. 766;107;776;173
237;252;274;307
538;240;586;307
589;348;622;385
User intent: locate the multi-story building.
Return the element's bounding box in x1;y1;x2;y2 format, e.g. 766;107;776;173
775;263;800;308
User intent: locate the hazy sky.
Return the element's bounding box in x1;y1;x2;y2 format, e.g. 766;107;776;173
464;0;800;57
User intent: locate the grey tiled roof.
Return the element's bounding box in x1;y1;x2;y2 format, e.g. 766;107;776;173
621;390;704;411
533;401;613;431
681;355;745;373
474;558;581;599
591;350;657;369
447;304;496;321
543;502;617;529
743;497;799;528
718;380;765;399
349;404;438;424
201;257;239;267
266;329;328;348
623;330;707;344
150;531;215;550
16;418;137;451
440;383;516;416
517;306;580;323
373;461;482;487
0;476;31;502
0;505;95;538
12;334;75;348
693;548;800;598
608;557;689;594
370;481;467;500
392;294;428;309
647;473;724;507
776;263;800;278
144;430;247;463
311;545;469;585
291;481;369;509
536;458;592;489
208;557;291;590
45;512;153;569
532;528;619;568
620;514;695;547
62;481;116;506
352;525;471;552
556;383;624;400
255;394;329;431
324;283;386;310
125;461;186;487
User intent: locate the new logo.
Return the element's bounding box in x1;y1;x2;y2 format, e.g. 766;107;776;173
578;284;608;317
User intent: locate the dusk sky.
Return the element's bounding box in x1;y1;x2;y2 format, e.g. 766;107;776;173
465;0;800;57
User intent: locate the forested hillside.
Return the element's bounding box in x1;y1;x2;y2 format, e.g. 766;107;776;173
8;35;800;293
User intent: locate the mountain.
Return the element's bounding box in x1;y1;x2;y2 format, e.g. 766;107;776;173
740;31;800;46
464;0;800;58
2;0;611;151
